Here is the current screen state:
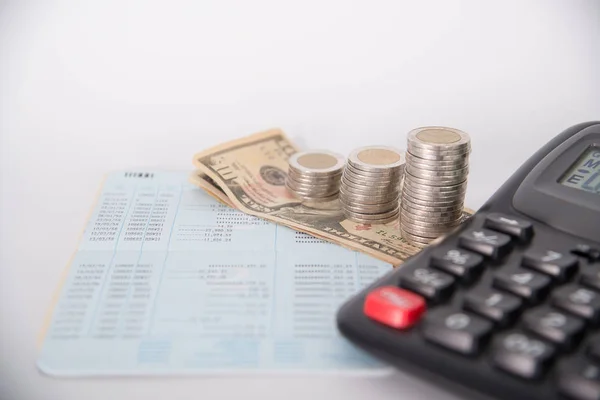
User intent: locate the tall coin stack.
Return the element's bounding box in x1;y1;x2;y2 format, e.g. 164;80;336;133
340;146;405;224
400;127;471;247
286;150;346;201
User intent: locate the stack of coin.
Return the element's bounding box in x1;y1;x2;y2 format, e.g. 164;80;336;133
340;146;405;224
400;127;471;247
286;150;346;201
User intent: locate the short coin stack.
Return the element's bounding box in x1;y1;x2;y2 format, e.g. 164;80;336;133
340;146;405;224
286;150;346;201
400;127;471;247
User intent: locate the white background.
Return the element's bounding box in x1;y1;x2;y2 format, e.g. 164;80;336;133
0;1;599;399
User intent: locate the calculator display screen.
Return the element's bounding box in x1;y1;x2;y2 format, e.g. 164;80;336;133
559;146;600;194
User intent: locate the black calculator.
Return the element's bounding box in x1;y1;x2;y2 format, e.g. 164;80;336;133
337;121;600;400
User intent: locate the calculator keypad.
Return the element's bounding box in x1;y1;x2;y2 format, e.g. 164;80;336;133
398;267;455;303
463;288;522;327
580;267;600;291
484;212;534;241
522;249;578;282
357;209;600;400
493;268;552;303
558;359;600;400
458;229;512;259
492;331;556;379
363;286;426;329
571;244;600;262
422;307;493;355
522;306;585;350
430;248;484;282
551;285;600;324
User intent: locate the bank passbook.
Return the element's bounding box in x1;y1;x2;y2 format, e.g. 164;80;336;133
37;171;392;376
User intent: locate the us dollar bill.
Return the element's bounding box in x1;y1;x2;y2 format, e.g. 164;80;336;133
191;128;474;266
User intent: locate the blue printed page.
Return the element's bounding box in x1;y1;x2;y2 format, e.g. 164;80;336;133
37;171;393;376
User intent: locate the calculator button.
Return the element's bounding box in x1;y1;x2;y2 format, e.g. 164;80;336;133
572;244;600;262
463;288;522;327
399;267;455;303
558;359;600;400
522;249;578;282
363;286;426;329
458;229;512;259
580;266;600;291
422;308;492;355
493;268;552;303
587;339;600;362
484;213;533;241
522;306;585;350
430;248;484;282
552;285;600;324
492;332;556;379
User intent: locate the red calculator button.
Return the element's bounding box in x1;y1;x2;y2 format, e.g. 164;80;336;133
364;286;426;329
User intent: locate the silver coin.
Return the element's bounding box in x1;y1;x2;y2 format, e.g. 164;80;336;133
344;210;400;222
401;224;456;238
405;149;469;163
340;186;400;199
341;172;400;188
339;192;400;205
400;206;464;221
340;183;400;198
290;191;340;202
401;192;463;207
401;233;435;245
405;160;469;172
400;209;463;225
340;202;399;214
404;176;467;188
288;150;346;176
286;177;339;191
405;154;470;170
342;169;402;185
400;229;437;245
404;164;469;179
287;170;342;184
345;214;399;225
286;176;339;190
404;172;467;186
345;163;405;180
401;198;464;212
400;194;463;206
348;146;405;173
342;201;399;214
346;162;402;175
408;143;471;158
287;187;339;198
403;178;468;192
287;175;342;186
400;216;462;231
340;197;400;210
406;149;470;162
344;210;400;225
407;127;471;152
402;223;463;239
400;205;465;219
400;226;441;239
401;197;464;212
404;171;469;184
341;175;399;191
400;214;462;228
344;204;400;218
403;179;468;192
401;188;465;203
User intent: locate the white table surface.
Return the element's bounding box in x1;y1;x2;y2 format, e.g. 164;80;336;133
1;1;599;399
